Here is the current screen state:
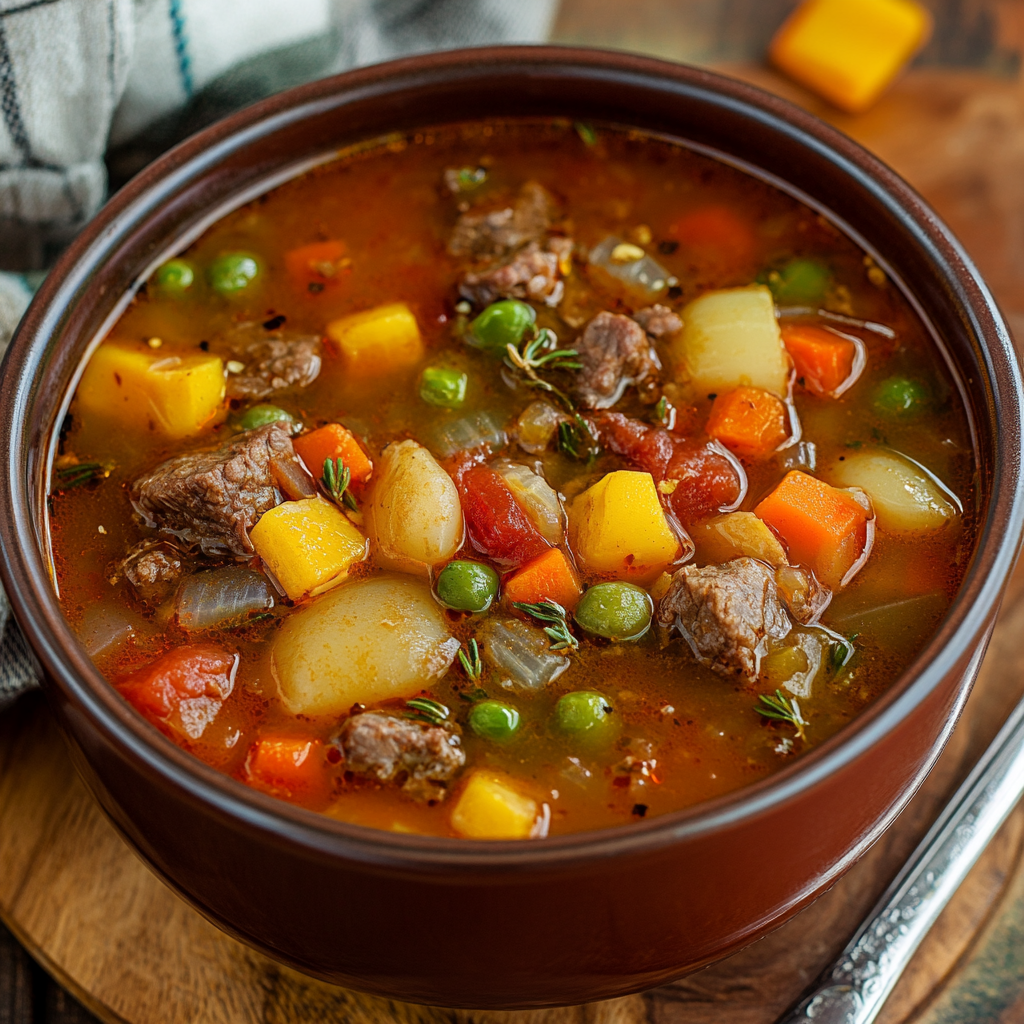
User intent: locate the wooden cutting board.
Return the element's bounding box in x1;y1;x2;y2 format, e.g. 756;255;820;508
4;49;1024;1024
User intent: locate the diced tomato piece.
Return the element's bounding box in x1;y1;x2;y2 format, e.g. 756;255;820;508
782;324;858;396
293;422;373;493
284;239;351;295
669;205;757;272
457;464;550;568
245;735;330;801
117;644;238;731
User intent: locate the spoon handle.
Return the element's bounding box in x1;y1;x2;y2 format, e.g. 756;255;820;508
777;686;1024;1024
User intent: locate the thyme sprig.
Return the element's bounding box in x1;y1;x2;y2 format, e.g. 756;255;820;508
404;697;450;726
827;632;857;675
756;689;807;741
53;460;114;490
322;457;358;511
513;599;578;652
458;639;483;681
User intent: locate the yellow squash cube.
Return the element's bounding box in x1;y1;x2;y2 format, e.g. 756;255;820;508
568;470;681;583
770;0;931;114
251;497;367;601
76;342;225;439
451;772;539;840
326;302;424;375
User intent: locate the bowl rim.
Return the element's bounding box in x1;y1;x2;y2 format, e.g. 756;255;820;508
2;44;1022;873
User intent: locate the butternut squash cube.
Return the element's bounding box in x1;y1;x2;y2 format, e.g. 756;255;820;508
325;302;424;375
251;497;367;601
673;285;789;398
770;0;931;114
451;772;539;840
76;342;225;439
568;470;681;582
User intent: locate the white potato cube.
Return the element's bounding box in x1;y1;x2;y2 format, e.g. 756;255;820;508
673;285;789;397
828;450;958;533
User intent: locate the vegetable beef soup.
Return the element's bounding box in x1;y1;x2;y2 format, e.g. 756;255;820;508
50;120;977;839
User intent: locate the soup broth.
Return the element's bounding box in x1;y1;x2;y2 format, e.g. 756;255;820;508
49;120;977;839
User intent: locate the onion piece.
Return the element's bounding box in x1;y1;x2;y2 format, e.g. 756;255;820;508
431;410;507;459
491;459;565;544
175;566;275;631
478;618;569;691
270;454;317;501
589;235;673;300
515;400;564;455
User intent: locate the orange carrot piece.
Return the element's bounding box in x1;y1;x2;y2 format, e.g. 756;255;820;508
284;239;350;294
754;471;870;587
504;548;581;611
706;386;788;458
293;423;372;491
782;324;856;395
669;205;757;270
245;736;329;799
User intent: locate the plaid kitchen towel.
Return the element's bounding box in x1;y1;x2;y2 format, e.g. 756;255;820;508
0;0;556;709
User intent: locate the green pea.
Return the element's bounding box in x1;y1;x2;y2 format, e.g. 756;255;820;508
469;701;521;742
763;258;830;305
235;404;293;431
575;583;653;641
153;258;195;294
554;691;617;749
420;366;468;408
873;376;928;416
468;299;536;351
436;560;499;612
208;252;261;295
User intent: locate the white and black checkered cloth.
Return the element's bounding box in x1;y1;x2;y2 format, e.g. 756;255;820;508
0;0;556;710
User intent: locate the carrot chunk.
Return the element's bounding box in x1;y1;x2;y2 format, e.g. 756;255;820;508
293;423;373;491
284;239;350;294
782;324;857;396
706;386;788;458
669;205;757;272
504;548;581;611
755;470;870;587
245;736;330;801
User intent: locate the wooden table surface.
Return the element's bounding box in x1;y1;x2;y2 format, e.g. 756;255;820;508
3;1;1024;1021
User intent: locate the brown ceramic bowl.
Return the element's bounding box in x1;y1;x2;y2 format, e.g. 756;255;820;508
1;47;1022;1009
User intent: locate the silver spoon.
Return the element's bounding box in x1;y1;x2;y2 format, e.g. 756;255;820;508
777;688;1024;1024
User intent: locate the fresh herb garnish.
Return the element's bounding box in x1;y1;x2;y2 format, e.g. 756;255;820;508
404;697;450;726
827;633;857;674
322;457;358;511
53;461;114;490
756;689;807;741
458;167;487;190
458;639;483;681
575;122;598;147
459;687;489;704
513;599;578;652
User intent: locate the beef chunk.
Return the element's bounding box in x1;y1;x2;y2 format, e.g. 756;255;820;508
115;539;189;603
574;311;662;408
335;711;465;802
131;424;294;556
459;238;571;307
657;558;791;679
448;181;553;260
633;304;683;339
224;332;322;401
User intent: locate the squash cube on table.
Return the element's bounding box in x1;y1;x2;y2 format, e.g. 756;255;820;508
325;302;424;375
451;772;539;840
251;497;367;601
569;470;681;583
673;285;790;398
770;0;932;114
76;342;225;439
755;471;871;588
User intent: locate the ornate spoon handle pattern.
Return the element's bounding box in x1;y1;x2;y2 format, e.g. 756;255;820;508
778;690;1024;1024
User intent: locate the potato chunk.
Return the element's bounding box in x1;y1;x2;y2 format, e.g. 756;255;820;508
272;576;460;716
325;302;424;375
568;470;681;583
450;772;539;840
367;440;464;575
251;497;367;601
77;342;225;439
691;511;788;567
829;450;958;533
673;285;789;397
